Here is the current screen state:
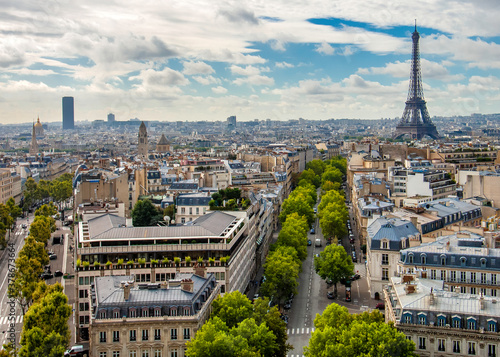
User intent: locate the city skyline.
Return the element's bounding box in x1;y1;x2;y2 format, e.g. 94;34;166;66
1;1;500;124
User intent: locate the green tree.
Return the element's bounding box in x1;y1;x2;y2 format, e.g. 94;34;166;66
260;246;299;307
185;317;239;357
293;183;317;206
321;180;340;193
35;203;58;218
297;169;321;188
8;236;49;314
29;216;53;244
321;167;343;185
305;304;416;357
276;213;308;261
50;180;72;209
23;178;38;211
20;290;71;357
314;245;354;296
211;291;254;328
19;328;67;357
326;156;347;176
319;206;348;243
131;199;163;226
279;195;314;227
163;204;175;223
306;159;326;176
6;197;22;221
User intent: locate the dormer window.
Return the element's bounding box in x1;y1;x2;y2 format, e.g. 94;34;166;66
440;255;446;266
420;254;426;265
381;239;389;249
460;257;467;267
481;258;487;268
408;253;414;264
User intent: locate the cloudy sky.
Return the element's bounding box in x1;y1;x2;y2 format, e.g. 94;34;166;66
1;0;500;125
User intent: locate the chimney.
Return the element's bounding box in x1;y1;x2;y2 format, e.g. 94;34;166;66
194;264;207;278
126;217;133;227
181;278;194;293
160;281;169;290
480;293;485;310
410;216;418;228
429;288;435;305
124;283;131;301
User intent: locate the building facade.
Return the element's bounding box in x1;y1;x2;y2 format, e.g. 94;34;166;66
62;96;75;130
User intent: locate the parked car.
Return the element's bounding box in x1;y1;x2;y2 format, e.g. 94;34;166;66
310;228;315;234
49;254;57;260
64;344;89;357
345;286;352;302
349;238;355;244
54;270;63;277
375;302;385;310
40;272;53;280
283;301;292;310
351;251;357;263
351;273;361;281
307;239;312;246
327;291;336;299
22;224;28;229
253;294;260;302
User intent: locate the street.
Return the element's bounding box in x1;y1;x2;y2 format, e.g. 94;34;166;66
284;194;374;357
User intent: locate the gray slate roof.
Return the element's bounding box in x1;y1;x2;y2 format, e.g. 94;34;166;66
368;216;420;251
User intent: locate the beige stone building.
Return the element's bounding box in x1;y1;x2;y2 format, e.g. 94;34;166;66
89;272;218;357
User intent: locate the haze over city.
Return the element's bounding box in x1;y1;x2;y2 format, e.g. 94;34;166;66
1;0;500;124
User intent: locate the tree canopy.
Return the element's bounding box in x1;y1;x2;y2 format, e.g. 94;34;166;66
186;292;290;357
305;304;416;357
314;245;354;295
131;199;164;226
276;213;308;261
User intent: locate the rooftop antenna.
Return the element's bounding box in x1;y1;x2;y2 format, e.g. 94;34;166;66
415;19;417;32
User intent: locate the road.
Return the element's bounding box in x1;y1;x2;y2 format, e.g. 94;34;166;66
0;213;75;349
285;192;373;357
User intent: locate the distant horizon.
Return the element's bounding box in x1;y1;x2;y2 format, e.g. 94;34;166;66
1;1;500;124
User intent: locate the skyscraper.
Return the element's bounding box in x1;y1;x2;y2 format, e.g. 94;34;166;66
62;96;75;130
107;113;115;122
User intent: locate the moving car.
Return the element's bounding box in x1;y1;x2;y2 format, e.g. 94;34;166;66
64;345;89;357
22;224;28;229
40;272;53;280
54;270;64;277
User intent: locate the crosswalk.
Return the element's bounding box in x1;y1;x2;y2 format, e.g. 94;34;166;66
0;315;23;325
286;355;305;357
287;327;314;335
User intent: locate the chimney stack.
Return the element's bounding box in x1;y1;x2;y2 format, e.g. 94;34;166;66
410;216;418;228
480;293;485;310
124;283;131;301
181;278;194;293
160;281;169;289
429;288;435;305
194;264;207;278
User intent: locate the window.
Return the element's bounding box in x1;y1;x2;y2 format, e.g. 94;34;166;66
99;310;107;319
382;268;389;281
482;273;487;284
113;310;120;318
154;308;161;317
142;309;148;317
468;318;476;330
469;342;476;355
79;302;89;311
408;253;413;263
403;314;412;324
79;315;90;325
181;207;185;214
493;289;498;297
130;309;136;318
441;256;446;266
437;316;446;327
142;329;149;341
470;272;476;283
441;270;446;280
481;258;487;268
154;350;162;357
183;307;190;316
382;254;389;265
452;317;461;329
421;255;426;264
450;271;456;282
181;218;185;224
481;288;487;296
492;274;497;285
100;331;107;343
170;350;178;357
453;340;461;353
113;352;120;357
130;352;137;357
471;287;476;295
382;240;388;249
79;289;89;299
438;338;446;352
461;286;467;294
170;328;177;340
130;330;136;342
461;271;466;282
113;330;120;342
418;314;427;325
155;329;161;340
142;352;149;357
418;337;426;350
431;270;436;280
100;353;107;357
183;328;190;340
460;257;467;267
406;336;412;341
488;344;496;357
489;321;497;332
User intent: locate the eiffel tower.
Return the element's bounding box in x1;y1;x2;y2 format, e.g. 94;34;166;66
394;23;440;140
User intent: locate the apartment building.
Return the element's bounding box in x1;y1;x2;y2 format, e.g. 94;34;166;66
385;275;500;357
366;216;421;299
75;210;255;342
398;231;500;297
175;193;211;223
89;272;218;357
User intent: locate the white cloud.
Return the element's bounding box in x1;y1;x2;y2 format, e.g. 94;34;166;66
182;61;215;75
316;42;335;55
212;86;228;94
193;75;220;85
233;75;274;86
230;65;262;76
275;61;294;68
